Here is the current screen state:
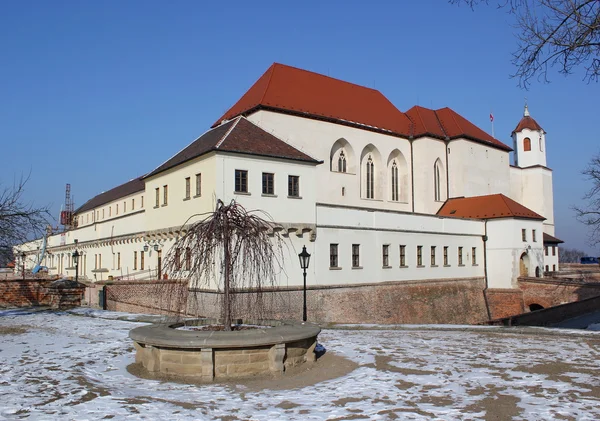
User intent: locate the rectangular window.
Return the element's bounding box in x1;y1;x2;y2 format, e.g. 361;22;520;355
117;252;121;270
472;247;476;265
123;201;126;213
140;251;145;270
382;245;389;267
522;229;527;242
552;246;556;256
185;177;191;199
444;246;449;266
532;229;537;242
330;244;339;268
98;254;102;269
175;248;181;270
96;211;99;220
431;246;436;266
141;196;144;208
352;244;360;268
132;198;135;210
195;173;201;196
116;204;119;215
545;246;548;256
109;207;112;217
553;264;556;271
288;175;300;197
458;247;463;266
235;170;248;193
102;209;105;219
262;172;274;195
185;248;191;271
94;254;97;270
163;185;168;205
400;245;406;267
155;188;160;207
133;251;137;270
417;246;423;266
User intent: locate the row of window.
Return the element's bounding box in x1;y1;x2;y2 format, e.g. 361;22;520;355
83;196;144;225
330;244;477;269
545;264;557;272
522;229;538;242
236;169;301;198
545;245;556;256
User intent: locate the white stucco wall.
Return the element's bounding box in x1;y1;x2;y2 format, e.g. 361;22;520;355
447;140;511;198
314;205;485;286
509;166;555;235
485;218;545;289
247;110;414;213
513;129;547;168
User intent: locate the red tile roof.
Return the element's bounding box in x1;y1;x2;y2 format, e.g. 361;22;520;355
437;194;545;220
146;117;319;178
406;106;512;151
214;63;511;151
513;116;544;133
214;63;413;136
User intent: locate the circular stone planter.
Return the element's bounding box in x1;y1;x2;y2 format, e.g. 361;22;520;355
129;319;321;380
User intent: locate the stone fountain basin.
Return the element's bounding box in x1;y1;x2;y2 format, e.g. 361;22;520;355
129;319;321;380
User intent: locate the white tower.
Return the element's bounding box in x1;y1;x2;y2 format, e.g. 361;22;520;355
509;104;555;235
512;104;547;168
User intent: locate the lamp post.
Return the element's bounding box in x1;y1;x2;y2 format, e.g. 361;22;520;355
72;249;80;283
21;251;26;280
298;245;311;322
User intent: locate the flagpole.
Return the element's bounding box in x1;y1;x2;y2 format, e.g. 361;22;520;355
490;111;495;138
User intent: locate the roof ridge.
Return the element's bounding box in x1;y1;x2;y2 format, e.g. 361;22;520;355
433;109;449;139
260;64;277;105
215;116;242;149
272;62;383;93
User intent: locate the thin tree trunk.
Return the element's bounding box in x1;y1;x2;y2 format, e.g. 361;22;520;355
223;216;231;331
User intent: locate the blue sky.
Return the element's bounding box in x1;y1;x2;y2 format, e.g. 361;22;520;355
1;0;598;254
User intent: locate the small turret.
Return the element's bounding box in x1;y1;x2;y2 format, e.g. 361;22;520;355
512;104;546;168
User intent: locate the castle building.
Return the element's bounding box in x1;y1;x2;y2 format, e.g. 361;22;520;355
17;63;562;323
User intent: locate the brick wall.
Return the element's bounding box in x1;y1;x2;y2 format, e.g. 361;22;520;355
103;280;188;316
0;279;85;309
0;279;52;307
484;288;524;319
186;278;490;325
519;278;600;309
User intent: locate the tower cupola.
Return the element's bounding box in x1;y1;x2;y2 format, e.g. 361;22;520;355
512;104;546;168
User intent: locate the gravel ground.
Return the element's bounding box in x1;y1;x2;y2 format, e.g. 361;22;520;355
1;308;599;420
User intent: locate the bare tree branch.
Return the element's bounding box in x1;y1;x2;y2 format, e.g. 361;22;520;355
158;199;288;330
0;175;52;265
573;153;600;248
450;0;600;87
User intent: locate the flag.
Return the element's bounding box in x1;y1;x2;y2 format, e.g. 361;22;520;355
490;113;494;122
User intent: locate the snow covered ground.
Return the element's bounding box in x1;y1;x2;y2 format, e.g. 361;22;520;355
1;308;600;420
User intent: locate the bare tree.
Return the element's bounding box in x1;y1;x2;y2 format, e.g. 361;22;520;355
0;176;51;266
450;0;600;87
160;199;287;330
574;153;600;248
558;246;587;262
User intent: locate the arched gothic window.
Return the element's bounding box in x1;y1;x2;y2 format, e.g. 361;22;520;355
434;161;442;201
524;137;531;151
366;155;374;199
391;160;399;201
338;151;347;173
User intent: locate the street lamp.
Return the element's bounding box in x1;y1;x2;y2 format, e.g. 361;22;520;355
72;249;80;283
21;251;26;280
298;245;311;322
